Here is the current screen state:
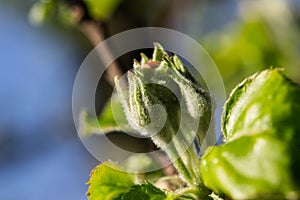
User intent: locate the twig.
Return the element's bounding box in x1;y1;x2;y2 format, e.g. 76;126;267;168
71;5;123;86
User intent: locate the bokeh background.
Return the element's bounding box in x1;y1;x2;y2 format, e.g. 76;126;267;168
1;0;300;199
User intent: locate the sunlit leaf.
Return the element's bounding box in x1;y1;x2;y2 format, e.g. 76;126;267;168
87;162;135;200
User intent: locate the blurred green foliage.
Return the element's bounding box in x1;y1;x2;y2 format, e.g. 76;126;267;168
84;0;122;20
28;0;123;25
28;0;75;26
202;6;300;92
79;94;130;136
28;1;300;94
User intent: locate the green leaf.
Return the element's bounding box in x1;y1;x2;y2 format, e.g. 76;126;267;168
222;68;300;141
121;154;164;181
87;162;135;200
121;182;167;200
83;0;123;20
98;94;131;132
200;133;299;199
201;68;300;199
79;95;133;136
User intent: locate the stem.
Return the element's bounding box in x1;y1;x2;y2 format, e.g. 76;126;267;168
80;21;123;86
170;128;203;185
186;145;202;183
69;5;123;86
174;187;201;197
174;186;211;200
152;125;203;187
156;175;181;182
167;142;195;186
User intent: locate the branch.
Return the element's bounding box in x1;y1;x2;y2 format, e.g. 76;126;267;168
70;5;122;86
